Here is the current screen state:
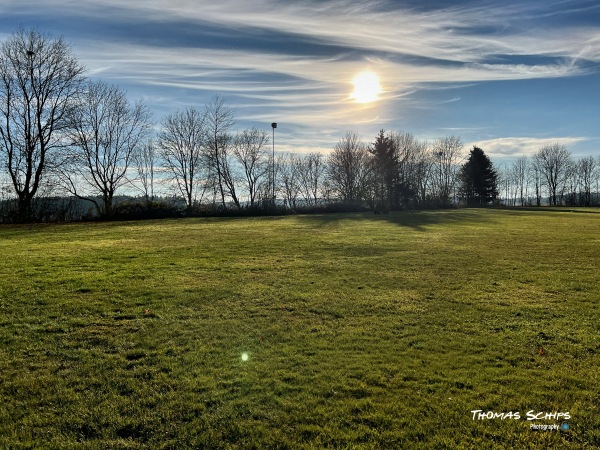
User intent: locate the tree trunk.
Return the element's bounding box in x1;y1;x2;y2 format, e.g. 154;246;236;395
17;195;33;223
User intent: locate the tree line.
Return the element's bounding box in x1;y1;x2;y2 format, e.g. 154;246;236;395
1;28;599;223
496;145;600;207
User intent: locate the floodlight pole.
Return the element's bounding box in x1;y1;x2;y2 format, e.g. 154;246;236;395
271;122;277;206
26;49;35;77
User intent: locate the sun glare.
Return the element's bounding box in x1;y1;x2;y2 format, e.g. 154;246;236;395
351;71;382;103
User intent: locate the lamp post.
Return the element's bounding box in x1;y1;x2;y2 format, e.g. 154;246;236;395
271;122;277;206
26;49;35;78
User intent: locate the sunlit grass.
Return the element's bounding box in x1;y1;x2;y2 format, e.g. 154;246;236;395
0;208;598;448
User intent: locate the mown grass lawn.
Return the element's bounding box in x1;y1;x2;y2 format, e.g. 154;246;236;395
0;208;598;449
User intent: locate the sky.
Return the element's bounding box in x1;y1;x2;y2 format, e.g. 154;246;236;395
1;0;600;162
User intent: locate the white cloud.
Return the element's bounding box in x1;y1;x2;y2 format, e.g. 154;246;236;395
467;137;589;157
3;0;599;155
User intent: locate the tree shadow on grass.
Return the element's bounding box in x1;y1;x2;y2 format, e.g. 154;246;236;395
496;206;600;215
293;208;495;231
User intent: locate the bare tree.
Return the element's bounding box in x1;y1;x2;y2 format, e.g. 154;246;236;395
204;95;235;208
391;130;415;175
279;154;301;209
391;131;434;207
530;160;543;206
133;138;157;203
533;143;571;206
63;81;151;217
328;132;371;204
577;156;596;206
0;28;85;221
496;163;509;206
512;156;529;206
159;107;207;210
401;139;432;206
432;136;463;205
563;159;578;206
297;152;326;206
216;134;241;209
232;127;269;207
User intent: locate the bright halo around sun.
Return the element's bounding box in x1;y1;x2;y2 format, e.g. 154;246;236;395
351;71;382;103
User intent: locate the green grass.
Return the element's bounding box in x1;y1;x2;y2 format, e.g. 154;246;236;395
0;208;598;449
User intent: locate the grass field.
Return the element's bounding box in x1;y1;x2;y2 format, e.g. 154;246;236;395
0;208;598;449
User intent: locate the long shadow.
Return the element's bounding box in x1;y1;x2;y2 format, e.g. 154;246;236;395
293;208;495;231
496;206;600;215
294;205;600;231
19;206;589;233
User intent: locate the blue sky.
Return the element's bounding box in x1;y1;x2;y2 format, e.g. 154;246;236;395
2;0;600;160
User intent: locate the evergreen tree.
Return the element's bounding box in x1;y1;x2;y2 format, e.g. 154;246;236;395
460;146;498;206
368;130;398;210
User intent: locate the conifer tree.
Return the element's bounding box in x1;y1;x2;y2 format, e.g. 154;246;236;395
460;146;498;206
369;130;398;210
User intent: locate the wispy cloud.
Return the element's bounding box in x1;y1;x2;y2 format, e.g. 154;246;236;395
11;0;600;78
1;0;599;155
468;137;589;157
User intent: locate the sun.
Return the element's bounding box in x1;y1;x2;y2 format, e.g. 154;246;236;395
351;71;382;103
